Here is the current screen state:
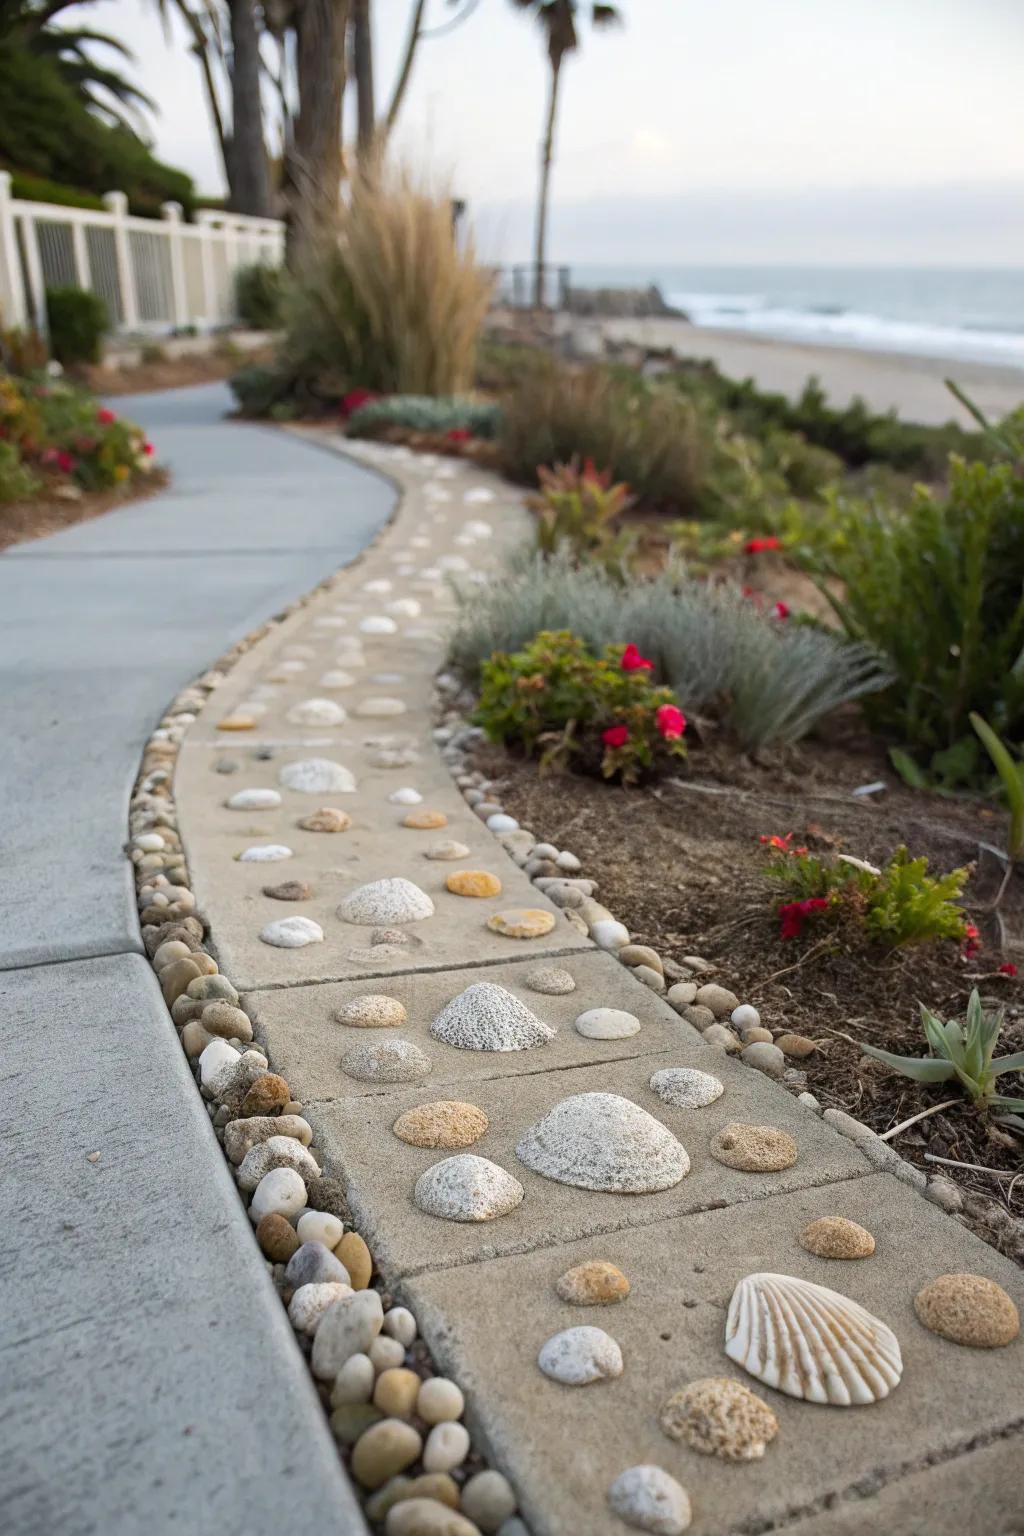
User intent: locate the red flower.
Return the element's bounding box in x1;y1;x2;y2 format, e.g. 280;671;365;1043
340;388;378;417
744;536;781;555
97;407;116;425
142;441;154;456
772;601;790;620
446;427;471;442
961;921;981;960
55;450;75;474
759;832;794;850
778;896;830;939
655;704;686;740
999;962;1018;976
621;643;653;672
602;725;630;748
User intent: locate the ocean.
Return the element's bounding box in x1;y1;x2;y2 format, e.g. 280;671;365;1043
569;265;1024;369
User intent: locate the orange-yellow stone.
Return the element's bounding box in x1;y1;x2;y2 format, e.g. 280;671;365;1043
402;810;448;830
556;1261;630;1305
486;908;556;939
445;870;502;899
217;715;257;731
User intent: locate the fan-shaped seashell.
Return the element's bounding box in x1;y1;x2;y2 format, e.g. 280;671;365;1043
724;1272;902;1406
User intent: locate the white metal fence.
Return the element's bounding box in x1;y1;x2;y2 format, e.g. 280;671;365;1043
0;172;285;338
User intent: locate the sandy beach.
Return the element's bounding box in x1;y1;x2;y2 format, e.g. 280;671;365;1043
596;316;1024;427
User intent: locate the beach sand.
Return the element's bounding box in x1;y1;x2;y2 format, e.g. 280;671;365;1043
595;317;1024;427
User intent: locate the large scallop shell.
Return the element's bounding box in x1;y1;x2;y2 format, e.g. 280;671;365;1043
725;1272;902;1406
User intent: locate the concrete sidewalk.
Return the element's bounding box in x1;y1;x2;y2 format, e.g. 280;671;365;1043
0;384;390;1534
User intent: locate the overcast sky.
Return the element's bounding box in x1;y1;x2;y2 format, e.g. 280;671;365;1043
87;0;1024;265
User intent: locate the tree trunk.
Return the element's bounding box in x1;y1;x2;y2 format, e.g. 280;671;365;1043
383;0;427;137
352;0;376;159
227;0;273;217
288;0;350;269
534;54;562;309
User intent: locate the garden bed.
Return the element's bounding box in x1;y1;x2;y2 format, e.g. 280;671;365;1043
469;730;1024;1256
0;467;169;551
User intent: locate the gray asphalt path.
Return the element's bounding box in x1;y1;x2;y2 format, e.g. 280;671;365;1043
0;383;392;1535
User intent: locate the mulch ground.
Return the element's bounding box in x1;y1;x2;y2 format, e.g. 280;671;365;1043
470;720;1024;1258
0;468;170;552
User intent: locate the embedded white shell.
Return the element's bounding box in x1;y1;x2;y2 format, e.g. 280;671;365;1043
724;1272;902;1406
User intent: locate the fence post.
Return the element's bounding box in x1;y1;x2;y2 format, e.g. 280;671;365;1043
71;218;92;291
198;217;218;329
103;190;138;331
20;210;47;333
0;171;29;328
161;201;188;330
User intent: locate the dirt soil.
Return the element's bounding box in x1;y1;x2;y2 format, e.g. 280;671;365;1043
83;346;273;398
0;469;170;552
471;722;1024;1257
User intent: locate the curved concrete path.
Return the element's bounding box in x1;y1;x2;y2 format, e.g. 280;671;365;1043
0;384;393;1535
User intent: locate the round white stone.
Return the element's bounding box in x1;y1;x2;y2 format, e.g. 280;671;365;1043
575;1007;641;1040
296;1210;345;1249
462;519;493;539
279;758;357;794
368;1335;406;1372
414;1154;524;1222
486;813;519;833
311;1290;384;1380
238;844;292;862
387;598;421;617
607;1467;691;1535
134;833;165;851
226;788;282;811
359;615;398;634
389;787;423;805
464;488;494;504
649;1067;725;1109
249;1166;307;1224
354;697;407;717
591;918;631;951
422;1421;470;1473
198;1038;239;1090
237;1136;320;1191
538;1326;623;1386
319;670;356;689
286;698;347;726
731;1003;762;1031
362;578;393;593
331;1353;375;1405
260;916;325;948
288;1282;352;1336
341;1038;432;1083
516;1092;690;1193
417;1377;464;1424
337;877;435;925
431;982;555;1053
424;839;471;861
382;1306;417;1346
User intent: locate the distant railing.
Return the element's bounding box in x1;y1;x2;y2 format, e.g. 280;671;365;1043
0;171;286;337
493;263;571;311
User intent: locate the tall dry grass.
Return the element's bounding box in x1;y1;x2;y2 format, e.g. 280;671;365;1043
285;166;494;396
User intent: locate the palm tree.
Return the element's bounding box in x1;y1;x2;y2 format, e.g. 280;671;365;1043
0;0;155;131
511;0;619;308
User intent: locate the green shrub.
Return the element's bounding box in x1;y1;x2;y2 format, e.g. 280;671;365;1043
235;264;286;330
498;359;706;515
448;549;891;752
813;448;1024;768
671;363;988;479
475;630;687;784
8;170;104;210
347;395;501;439
0;438;41;501
46;287;108;366
139;342;167;365
763;836;970;948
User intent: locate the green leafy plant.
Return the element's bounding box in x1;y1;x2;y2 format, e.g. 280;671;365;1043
474;629;687;784
811;451;1024;762
235;264;286;330
0;372;152;495
530;457;634;568
347;395;501;440
970;712;1024;909
858;991;1024;1129
762;836;970;948
0;438;41;501
46;286;109;366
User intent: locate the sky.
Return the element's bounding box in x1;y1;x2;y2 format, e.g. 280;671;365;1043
85;0;1024;266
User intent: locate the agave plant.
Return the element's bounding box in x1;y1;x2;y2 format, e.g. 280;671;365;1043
860;989;1024;1129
